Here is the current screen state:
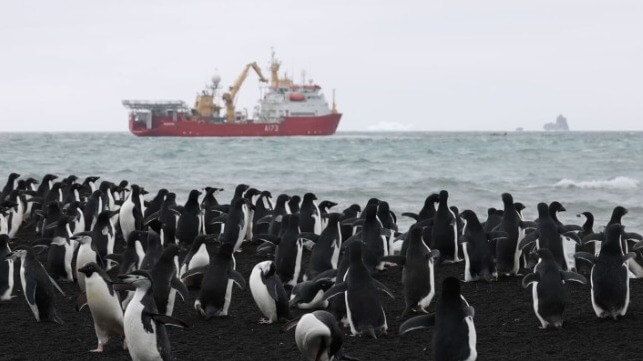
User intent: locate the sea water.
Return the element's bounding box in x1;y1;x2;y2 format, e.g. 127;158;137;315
0;131;641;231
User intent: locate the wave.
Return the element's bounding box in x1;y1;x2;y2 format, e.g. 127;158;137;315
554;176;639;190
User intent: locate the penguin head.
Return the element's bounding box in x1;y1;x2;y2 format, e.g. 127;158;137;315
276;194;291;206
425;193;439;207
322;212;342;224
366;198;379;207
549;201;566;214
166;192;177;202
578;211;593;220
204;187;224;195
5;249;26;261
118;180;129;189
612;206;628;220
378;201;390;213
459;209;479;224
160;244;181;262
441;277;462;300
83;176;100;184
188;189;202;201
78;262;101;277
501;193;514;205
260;190;272;199
319;200;338;211
537;203;549;218
156;188;169;197
407;226;423;244
234;184;250;197
450;206;459;217
514;203;526;213
303;193;317;203
487;208;497;217
8;172;20;181
244;188;260;200
438;190;449;203
117;270;152;288
348;204;361;213
42;174;58;183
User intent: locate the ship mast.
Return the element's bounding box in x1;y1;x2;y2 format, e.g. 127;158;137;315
270;48;281;88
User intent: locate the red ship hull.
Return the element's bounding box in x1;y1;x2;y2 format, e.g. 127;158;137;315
129;113;341;137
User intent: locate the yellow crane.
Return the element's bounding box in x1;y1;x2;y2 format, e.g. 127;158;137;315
222;62;268;124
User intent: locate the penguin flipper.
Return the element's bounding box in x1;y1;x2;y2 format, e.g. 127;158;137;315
209;214;228;225
624;232;643;241
582;232;604;244
171;277;189;301
180;266;209;282
560;271;587;284
340;233;362;250
518;231;539;250
252;234;280;245
321;282;348;301
560;224;583;233
229;270;246;289
143;311;190;329
46;272;66;296
562;231;581;243
399;314;435;335
401;212;419;221
574;252;596;264
104;253;122;265
521;273;540;288
297;232;319;243
519;220;537;229
142;211;160;226
487;231;508;240
623;252;637;263
372;279;395;299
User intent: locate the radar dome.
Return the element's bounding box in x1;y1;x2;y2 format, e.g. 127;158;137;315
211;74;221;85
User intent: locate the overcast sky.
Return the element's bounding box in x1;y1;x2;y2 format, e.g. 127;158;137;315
1;1;642;132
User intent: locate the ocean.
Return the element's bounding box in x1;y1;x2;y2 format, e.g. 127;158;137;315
1;131;642;231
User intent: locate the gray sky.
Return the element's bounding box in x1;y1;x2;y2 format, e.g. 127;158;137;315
1;1;642;132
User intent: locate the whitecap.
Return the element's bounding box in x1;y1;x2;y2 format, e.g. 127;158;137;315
554;176;639;190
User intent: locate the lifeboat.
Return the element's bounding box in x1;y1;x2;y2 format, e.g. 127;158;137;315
289;92;305;102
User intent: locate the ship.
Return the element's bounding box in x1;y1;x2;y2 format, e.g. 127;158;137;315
543;114;570;131
123;51;341;137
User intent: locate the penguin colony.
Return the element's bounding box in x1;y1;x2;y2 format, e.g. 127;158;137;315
1;173;642;361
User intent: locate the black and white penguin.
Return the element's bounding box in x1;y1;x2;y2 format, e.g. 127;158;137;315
460;210;505;282
159;192;178;245
182;243;246;319
36;174;57;199
150;245;188;316
139;232;164;271
520;203;576;271
377;201;398;232
202;187;224;235
303;213;343;280
272;214;305;287
179;234;212;287
322;241;394;338
0;172;20;201
494;193;523;276
40;201;63;238
318;200;338;216
268;194;292;236
576;224;635;319
399;277;477;361
119;184;144;243
77;262;124;352
217;197;249;252
0;235;15;301
431;190;460;263
300;193;322;235
289;274;336;310
46;217;77;282
286;310;354;361
288;195;301;215
83;190;103;231
144;188;168;222
243;187;261;241
359;204;388;273
252;190;273;236
73;232;103;292
381;227;440;317
118;270;189;361
7;248;65;324
249;260;291;324
340;204;361;241
522;249;587;329
107;230;146;275
175;189;202;246
80;176;100;196
92;210;118;270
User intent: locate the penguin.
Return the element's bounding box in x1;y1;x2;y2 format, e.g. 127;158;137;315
80;176;100;196
285;310;355;361
150;245;188;316
303;213;343;280
431;190;460;263
377;201;398;232
577;212;594;240
300;193;322;235
107;230;147;275
63;183;84;205
182;243;246;319
329;244;352;326
249;260;291;324
243;187;261;241
65;200;85;233
399;277;477;361
494;193;523;276
522;249;587;329
158;192;178;245
144;188;168;221
271;214;305;287
4;189;27;238
0;235;15;300
402;193;439;222
118;270;189;361
358;204;388;273
175;189;202;246
318;200;338;216
252;190;273;235
288;195;301;215
267;194;292;236
36;174;57;199
6;248;65;324
73;232;103;292
381;227;440;317
119;184;144;242
179;234;212;287
92;210;118;269
202;187;224;235
576;224;635;319
140;232;164;271
77;262;124;352
322;241;394;338
340;204;361;241
216;197;248;252
289;274;335;310
46;217;77;282
460;210;506;282
0;172;20;201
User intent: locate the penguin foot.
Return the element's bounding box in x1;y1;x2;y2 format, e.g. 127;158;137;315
89;344;104;353
258;318;274;324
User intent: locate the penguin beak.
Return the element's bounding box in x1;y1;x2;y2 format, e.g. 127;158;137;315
4;252;18;261
559;206;567;212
